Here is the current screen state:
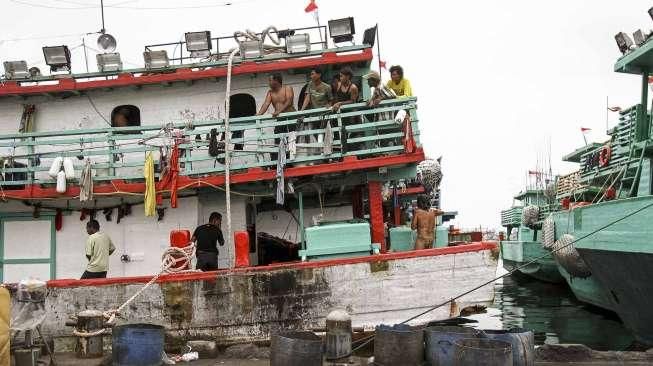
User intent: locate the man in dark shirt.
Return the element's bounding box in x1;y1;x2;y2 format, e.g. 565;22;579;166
192;212;225;271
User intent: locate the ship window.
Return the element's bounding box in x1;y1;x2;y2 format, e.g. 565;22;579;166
111;105;141;128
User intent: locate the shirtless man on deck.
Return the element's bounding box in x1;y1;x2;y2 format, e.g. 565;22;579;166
257;73;295;118
411;195;443;250
257;73;296;161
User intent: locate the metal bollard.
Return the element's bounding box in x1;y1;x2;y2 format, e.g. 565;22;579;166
74;310;105;358
325;309;352;361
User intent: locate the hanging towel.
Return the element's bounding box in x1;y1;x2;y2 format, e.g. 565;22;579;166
403;116;416;153
208;128;220;157
288;131;297;160
144;152;156;217
62;157;75;179
79;158;93;202
48;157;63;178
55;209;63;231
324;121;333;155
157;144;180;208
276;137;287;205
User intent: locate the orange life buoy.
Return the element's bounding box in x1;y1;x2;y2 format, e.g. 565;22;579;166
599;144;611;167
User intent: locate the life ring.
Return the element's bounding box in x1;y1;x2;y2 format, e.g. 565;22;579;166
599;145;611;167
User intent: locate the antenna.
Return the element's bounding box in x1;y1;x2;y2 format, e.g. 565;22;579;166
100;0;106;33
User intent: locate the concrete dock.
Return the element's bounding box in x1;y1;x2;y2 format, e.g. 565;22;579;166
32;343;653;366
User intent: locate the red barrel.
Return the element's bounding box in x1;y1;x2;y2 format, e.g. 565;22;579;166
234;231;250;268
170;230;191;269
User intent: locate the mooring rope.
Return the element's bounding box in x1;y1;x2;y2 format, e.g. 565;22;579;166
349;199;653;354
101;243;198;325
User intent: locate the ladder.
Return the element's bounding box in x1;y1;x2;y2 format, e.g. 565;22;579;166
618;112;648;198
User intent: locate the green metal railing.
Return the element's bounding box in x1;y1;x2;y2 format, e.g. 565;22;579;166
0;98;419;186
501;207;523;227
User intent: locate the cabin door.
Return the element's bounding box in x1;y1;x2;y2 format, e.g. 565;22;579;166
0;216;56;283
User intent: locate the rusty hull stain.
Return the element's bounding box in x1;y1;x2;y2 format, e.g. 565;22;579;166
162;281;194;328
370;260;389;272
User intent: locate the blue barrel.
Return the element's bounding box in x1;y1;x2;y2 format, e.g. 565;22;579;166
270;331;323;366
454;338;512;366
112;324;165;366
480;329;534;366
374;324;424;366
425;326;480;366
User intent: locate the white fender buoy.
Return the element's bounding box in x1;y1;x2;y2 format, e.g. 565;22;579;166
394;109;407;125
63;157;75;179
48;157;63;178
56;170;66;193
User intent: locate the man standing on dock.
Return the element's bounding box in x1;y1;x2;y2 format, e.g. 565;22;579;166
411;195;443;250
192;212;225;271
81;220;115;279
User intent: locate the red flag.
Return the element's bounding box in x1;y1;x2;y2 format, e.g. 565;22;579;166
607;106;622;112
304;0;317;12
580;127;591;133
379;60;387;70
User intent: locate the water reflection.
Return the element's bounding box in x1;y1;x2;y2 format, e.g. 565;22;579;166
465;275;634;351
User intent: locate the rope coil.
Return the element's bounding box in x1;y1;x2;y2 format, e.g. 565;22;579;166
101;242;198;325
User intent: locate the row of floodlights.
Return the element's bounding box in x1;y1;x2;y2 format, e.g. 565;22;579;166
615;7;653;54
2;17;367;80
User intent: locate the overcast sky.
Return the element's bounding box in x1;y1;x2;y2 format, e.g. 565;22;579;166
1;0;652;228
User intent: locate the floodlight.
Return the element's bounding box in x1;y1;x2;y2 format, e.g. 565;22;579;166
97;33;117;53
185;31;212;58
97;52;122;72
42;45;71;72
143;50;169;69
634;29;646;46
240;40;263;59
328;17;355;43
615;32;634;54
29;67;41;78
286;34;310;54
363;25;377;47
3;61;29;80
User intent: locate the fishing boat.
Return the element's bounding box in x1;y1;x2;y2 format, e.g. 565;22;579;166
1;20;498;350
550;10;653;344
500;175;564;283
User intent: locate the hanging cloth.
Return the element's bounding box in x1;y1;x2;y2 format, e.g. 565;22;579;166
288;131;297;160
168;145;180;208
157;144;180;208
18;104;36;133
55;209;63;231
403;115;416;153
323;121;333;155
144;152;156;217
276;137;287;205
79;158;93;202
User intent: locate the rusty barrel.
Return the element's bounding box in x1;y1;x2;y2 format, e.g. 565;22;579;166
374;324;424;366
453;338;512;366
424;325;481;366
271;331;323;366
480;328;534;366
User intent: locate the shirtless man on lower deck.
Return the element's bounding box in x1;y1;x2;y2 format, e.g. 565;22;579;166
411;195;443;250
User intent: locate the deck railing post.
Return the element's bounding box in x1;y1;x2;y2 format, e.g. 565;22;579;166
368;181;385;252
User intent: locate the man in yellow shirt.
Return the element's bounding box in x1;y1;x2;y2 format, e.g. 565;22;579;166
81;219;115;279
386;65;413;97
